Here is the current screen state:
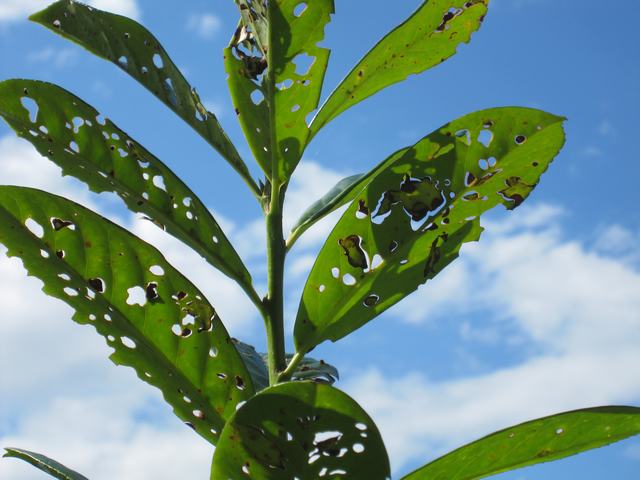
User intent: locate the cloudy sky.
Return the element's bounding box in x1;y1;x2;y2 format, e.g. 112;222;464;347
1;0;639;478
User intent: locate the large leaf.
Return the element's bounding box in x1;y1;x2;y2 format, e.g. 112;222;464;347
0;79;254;294
225;0;334;181
288;173;366;248
3;448;88;480
0;186;254;445
210;382;390;479
295;107;565;352
401;406;640;479
30;0;255;191
309;0;489;141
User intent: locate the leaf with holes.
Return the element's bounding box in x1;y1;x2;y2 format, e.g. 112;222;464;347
233;339;270;392
289;173;366;247
295;107;566;352
29;0;252;186
309;0;488;141
4;448;88;480
210;382;390;479
401;406;640;479
225;0;334;181
0;79;253;293
0;186;254;445
289;356;339;384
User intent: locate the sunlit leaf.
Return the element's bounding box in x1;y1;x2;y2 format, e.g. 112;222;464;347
225;0;334;181
30;0;253;186
295;107;565;352
210;382;390;479
401;406;640;480
310;0;489;141
0;186;254;445
3;448;88;480
289;173;366;247
0;79;253;291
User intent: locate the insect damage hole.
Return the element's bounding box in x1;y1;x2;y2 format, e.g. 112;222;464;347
293;2;307;16
121;336;136;349
25;218;44;238
292;53;315;76
126;286;147;306
477;129;493;147
152;53;164;69
20;97;39;123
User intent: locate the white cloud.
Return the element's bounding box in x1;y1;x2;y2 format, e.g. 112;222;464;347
345;203;640;473
27;46;77;68
186;13;221;39
0;0;140;24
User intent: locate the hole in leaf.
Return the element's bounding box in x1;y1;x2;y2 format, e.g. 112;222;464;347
149;265;165;276
25;218;44;238
477;129;493;147
292;53;315;76
121;336;136;348
152;53;164;69
118;56;128;68
342;274;356;286
126;286;147;306
20;97;39;123
88;278;105;293
293;3;307;16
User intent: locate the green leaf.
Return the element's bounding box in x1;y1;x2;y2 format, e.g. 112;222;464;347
295;107;565;352
29;0;254;189
225;0;334;181
0;186;254;445
3;448;88;480
288;355;340;384
210;382;390;479
233;338;270;392
0;79;254;293
309;0;489;141
401;406;640;480
289;173;366;248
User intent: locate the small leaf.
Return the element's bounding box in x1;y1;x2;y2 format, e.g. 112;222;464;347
288;355;340;384
233;339;270;392
3;448;88;480
0;79;253;291
289;173;366;246
226;0;334;181
210;382;390;479
30;0;252;184
310;0;489;140
295;107;565;352
0;186;254;445
401;406;640;479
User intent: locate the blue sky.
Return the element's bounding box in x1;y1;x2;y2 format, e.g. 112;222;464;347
1;0;639;478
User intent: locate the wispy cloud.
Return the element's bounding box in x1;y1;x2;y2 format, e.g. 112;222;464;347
186;13;221;39
27;46;77;68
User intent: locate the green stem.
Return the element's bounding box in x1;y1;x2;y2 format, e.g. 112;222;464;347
264;180;287;385
277;351;304;383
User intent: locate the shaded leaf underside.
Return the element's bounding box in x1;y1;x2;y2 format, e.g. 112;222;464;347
402;406;640;479
0;79;252;291
210;382;390;479
0;187;253;445
226;0;334;181
30;0;252;184
295;107;565;352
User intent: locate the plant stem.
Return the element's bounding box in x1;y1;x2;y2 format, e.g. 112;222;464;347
265;180;287;385
277;351;304;383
